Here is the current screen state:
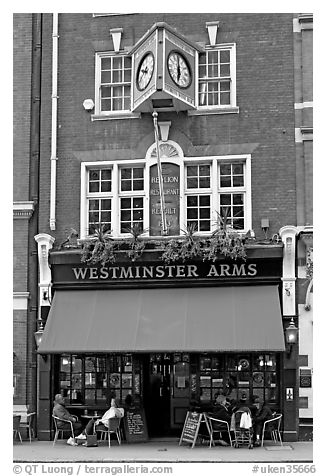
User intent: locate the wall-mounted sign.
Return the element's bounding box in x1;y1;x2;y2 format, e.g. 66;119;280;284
51;258;283;288
286;387;294;401
149;162;180;236
300;368;312;388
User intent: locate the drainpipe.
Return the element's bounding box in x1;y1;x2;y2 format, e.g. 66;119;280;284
49;13;59;230
29;12;43;416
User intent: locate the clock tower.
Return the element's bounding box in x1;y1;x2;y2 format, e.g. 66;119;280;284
131;22;202;113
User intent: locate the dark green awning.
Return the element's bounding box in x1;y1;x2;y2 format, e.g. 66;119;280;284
38;286;285;353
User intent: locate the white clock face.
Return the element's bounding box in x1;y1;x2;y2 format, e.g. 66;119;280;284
167;51;191;88
136;52;154;91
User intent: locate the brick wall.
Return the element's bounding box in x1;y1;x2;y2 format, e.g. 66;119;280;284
13;14;33;201
38;13;297;243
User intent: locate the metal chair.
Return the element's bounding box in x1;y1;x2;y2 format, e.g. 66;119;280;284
261;413;283;447
95;417;122;447
52;415;75;445
13;415;23;443
19;412;36;443
205;414;233;448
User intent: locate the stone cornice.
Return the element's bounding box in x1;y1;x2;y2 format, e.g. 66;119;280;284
13;201;35;220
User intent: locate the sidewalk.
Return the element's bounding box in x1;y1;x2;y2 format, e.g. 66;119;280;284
13;439;313;463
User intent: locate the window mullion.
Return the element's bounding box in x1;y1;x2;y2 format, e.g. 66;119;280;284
112;163;119;236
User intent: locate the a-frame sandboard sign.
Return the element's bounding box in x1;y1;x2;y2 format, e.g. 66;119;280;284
179;411;210;448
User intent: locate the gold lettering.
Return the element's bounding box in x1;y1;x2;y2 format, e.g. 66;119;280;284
232;264;246;276
100;266;109;279
176;265;186;277
155;265;165;278
72;267;88;279
247;263;258;276
119;267;134;279
166;265;175;277
220;264;231;276
207;265;219;277
187;265;199;277
142;266;154;278
89;268;99;279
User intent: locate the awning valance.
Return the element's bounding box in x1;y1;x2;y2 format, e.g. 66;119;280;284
38;286;285;353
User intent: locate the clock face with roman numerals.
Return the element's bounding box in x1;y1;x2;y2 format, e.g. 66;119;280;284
136;52;155;91
167;51;192;88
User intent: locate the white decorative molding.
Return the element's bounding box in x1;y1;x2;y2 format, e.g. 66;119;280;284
13;292;30;310
293;15;313;32
34;233;55;307
13;201;34;220
279;225;298;316
110;27;123;52
158;121;171;142
206;21;219;46
294;101;313;110
295;127;313;143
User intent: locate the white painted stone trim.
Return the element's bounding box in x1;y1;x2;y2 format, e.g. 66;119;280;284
294;101;313;109
13;292;30;310
13;201;34;219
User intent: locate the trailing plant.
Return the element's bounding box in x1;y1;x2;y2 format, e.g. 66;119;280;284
161;224;205;264
123;225;146;262
81;224;117;265
203;210;247;262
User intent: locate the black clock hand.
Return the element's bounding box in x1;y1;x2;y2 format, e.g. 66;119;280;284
177;57;181;81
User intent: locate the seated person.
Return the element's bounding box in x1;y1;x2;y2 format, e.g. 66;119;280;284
208;394;232;446
232;392;252;413
94;399;125;432
252;398;273;446
53;394;95;445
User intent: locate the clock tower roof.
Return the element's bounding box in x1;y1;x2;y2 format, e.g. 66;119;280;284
129;22;204;55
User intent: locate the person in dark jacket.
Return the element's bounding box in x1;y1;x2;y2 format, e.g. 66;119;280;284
53;394;95;445
208;394;232;446
252;398;273;446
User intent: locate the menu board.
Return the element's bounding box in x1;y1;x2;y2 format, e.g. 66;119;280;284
123;407;148;443
179;411;206;448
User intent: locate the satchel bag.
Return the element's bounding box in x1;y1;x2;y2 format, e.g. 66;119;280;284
85;434;98;447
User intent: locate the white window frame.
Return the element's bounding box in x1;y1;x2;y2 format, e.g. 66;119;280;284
184;162;212;233
80;153;251;239
118;165;146;234
189;43;238;116
87;167;113;235
92;52;140;121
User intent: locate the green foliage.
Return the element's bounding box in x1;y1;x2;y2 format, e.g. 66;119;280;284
80;219;248;266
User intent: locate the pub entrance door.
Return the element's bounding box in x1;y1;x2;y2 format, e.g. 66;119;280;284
143;353;172;436
143;353;191;437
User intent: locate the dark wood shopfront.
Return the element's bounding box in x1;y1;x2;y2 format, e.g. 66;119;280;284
36;249;291;440
52;351;281;437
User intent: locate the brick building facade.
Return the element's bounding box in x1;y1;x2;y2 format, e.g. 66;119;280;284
13;13;313;442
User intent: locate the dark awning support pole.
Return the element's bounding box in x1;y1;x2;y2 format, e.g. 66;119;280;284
152;111;168;235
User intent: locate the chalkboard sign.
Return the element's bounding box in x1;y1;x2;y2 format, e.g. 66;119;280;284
123;407;149;443
179;412;208;448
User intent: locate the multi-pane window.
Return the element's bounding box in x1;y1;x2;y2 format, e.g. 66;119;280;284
87;169;112;234
186;195;211;232
119;167;144;233
82;155;249;238
198;46;235;107
198;353;279;408
186;164;211;189
218;163;245;230
98;55;132;113
59;354;140;406
185;164;211;232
